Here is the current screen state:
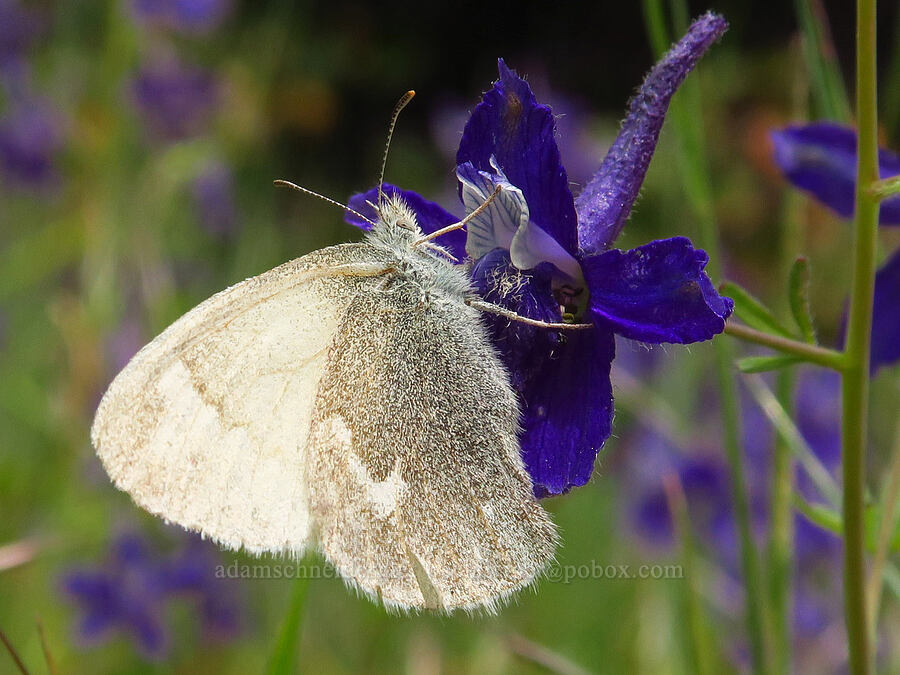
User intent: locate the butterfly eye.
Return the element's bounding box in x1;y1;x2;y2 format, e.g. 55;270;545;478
397;219;414;231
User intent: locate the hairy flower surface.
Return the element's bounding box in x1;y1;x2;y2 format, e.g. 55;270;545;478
771;122;900;372
346;13;733;496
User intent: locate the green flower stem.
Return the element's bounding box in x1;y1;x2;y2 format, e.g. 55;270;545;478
769;370;795;675
266;577;310;675
662;473;715;675
843;0;879;671
866;423;900;636
641;2;772;671
868;174;900;201
723;322;845;370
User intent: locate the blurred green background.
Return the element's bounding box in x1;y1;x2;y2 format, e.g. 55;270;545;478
2;1;900;673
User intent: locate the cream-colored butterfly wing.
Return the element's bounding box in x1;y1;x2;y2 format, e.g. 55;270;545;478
91;243;390;555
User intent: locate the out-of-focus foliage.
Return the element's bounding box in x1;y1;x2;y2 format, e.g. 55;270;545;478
2;1;900;673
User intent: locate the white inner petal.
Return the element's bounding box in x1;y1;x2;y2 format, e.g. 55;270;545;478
457;159;585;286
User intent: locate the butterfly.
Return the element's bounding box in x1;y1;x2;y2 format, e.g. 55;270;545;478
91;92;586;613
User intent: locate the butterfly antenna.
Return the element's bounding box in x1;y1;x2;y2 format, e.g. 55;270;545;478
274;179;377;227
413;184;502;246
377;90;416;210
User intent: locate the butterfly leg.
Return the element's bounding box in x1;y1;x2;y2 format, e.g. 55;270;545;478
465;297;593;330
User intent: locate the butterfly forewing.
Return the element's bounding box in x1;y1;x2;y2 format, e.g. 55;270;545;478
91;243;388;554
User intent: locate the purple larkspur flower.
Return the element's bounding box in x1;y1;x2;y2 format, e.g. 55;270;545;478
771;123;900;373
61;534;170;659
770;122;900;224
61;532;242;660
131;0;232;34
192;160;238;238
345;13;732;496
0;96;63;188
131;54;218;141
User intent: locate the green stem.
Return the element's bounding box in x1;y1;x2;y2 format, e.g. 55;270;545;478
266;577;310;675
866;423;900;642
843;0;879;671
663;473;715;675
868;174;900;201
641;2;772;671
794;0;853;121
768;371;795;674
724;322;845;370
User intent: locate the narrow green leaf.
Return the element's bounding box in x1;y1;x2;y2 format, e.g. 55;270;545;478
720;282;796;339
788;257;817;344
266;577;310;675
737;355;804;374
793;0;852;122
794;499;900;553
745;375;842;507
793;495;842;536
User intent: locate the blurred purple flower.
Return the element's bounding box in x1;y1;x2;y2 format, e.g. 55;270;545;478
771;123;900;373
0;96;63;188
131;0;232;34
622;368;843;664
346;13;732;496
0;0;39;65
192;160;238;238
628;434;734;554
61;534;169;659
159;537;241;640
795;369;842;502
61;532;242;660
107;310;147;374
871;247;900;372
771;122;900;224
131;55;218;141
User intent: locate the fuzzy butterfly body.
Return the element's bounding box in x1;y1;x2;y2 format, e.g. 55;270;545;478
92;195;557;613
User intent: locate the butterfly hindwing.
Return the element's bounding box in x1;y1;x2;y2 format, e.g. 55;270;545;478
305;276;558;612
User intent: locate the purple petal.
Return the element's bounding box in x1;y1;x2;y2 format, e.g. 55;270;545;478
520;327;615;497
0;97;63;188
872;247;900;372
345;184;464;259
131;0;232;34
192;161;238;239
0;1;40;63
130;55;218;141
470;248;562;392
125;606;169;660
796;369;842;477
582;237;733;344
456;59;578;256
771;122;900;224
62;571;117;608
575;12;728;253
